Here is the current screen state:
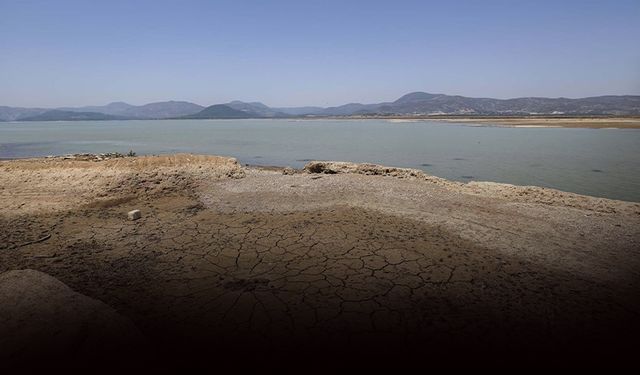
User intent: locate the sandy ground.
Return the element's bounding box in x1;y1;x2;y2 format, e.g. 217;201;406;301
340;116;640;128
1;154;639;369
433;117;640;128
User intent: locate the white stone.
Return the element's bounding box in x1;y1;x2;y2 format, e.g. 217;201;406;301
128;210;141;221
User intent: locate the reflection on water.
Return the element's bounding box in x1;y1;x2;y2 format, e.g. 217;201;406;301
1;119;639;202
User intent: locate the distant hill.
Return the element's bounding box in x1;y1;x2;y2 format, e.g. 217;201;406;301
3;93;639;121
181;104;257;119
0;106;48;121
319;103;380;116
59;101;204;119
1;101;205;121
273;106;325;116
225;101;289;118
18;110;123;121
269;93;640;116
58;101;136;116
361;92;640;116
124;101;204;119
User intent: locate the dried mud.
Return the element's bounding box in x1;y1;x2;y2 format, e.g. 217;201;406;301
1;155;639;369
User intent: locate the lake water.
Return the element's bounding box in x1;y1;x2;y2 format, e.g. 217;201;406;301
1;119;639;202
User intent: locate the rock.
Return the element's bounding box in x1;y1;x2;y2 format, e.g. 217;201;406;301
128;209;141;220
0;270;148;369
282;167;296;175
303;161;428;179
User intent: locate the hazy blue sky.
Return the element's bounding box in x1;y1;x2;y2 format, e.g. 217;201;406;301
1;0;639;107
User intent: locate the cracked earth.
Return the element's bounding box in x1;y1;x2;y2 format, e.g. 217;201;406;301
1;154;639;368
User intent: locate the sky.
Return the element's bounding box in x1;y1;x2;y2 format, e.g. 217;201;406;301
1;0;639;108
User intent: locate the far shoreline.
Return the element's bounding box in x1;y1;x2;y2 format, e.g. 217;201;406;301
2;116;640;129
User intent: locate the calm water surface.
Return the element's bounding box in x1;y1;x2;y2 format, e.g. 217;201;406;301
1;119;639;202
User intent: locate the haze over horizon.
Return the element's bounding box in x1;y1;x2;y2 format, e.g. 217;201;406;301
1;0;639;108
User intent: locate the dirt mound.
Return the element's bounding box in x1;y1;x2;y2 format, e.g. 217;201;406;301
303;160;447;183
1;153;244;173
100;155;245;197
0;154;245;214
102;153;243;171
0;269;149;369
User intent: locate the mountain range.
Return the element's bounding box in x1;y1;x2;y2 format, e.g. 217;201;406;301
2;92;639;121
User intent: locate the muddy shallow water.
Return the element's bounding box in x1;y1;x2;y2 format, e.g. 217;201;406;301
1;119;639;201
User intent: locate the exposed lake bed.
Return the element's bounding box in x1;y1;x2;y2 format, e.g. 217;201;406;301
1;153;639;368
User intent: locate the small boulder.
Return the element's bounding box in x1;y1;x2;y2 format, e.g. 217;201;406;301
128;209;141;221
282;167;296;175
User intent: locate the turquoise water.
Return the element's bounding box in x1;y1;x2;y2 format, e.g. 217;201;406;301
1;119;639;202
